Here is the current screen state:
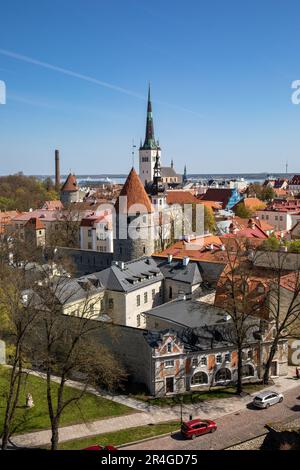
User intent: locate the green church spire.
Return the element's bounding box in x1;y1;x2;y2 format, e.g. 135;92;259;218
140;84;158;150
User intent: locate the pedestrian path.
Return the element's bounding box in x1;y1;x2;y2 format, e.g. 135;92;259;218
9;367;300;448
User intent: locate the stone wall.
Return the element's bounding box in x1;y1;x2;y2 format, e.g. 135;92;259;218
94;325;154;393
114;214;155;262
57;247;113;275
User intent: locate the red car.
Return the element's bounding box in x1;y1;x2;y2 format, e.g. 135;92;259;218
181;419;217;439
82;444;118;451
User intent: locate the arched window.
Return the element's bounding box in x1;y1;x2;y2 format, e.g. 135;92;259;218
191;371;208;385
242;364;254;377
215;368;231;383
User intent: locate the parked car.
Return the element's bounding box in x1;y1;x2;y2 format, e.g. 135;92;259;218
82;444;118;451
181;419;217;439
252;391;284;409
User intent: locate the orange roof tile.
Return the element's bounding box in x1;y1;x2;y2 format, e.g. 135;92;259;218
199;200;222;210
115;167;153;214
166;190;202;205
25;217;45;230
61;173;79;192
42;200;63;210
242;197;266;210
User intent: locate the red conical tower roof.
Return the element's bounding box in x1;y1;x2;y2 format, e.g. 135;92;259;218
61;173;79;192
115;167;153;214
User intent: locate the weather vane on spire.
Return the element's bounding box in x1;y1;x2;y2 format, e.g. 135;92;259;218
131;139;136;168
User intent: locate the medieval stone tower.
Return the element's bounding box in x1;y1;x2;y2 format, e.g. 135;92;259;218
60;173;80;205
114;167;155;262
139;85;161;186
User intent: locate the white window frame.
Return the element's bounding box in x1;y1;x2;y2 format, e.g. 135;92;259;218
164;360;174;368
216;353;222;364
225;352;231;363
200;356;207;366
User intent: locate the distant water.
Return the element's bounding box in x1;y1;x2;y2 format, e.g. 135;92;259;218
34;172;294;186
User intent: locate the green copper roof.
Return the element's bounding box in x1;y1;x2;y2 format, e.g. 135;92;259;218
140;85;158;150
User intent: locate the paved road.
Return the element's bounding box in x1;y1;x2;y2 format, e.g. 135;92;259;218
123;384;300;450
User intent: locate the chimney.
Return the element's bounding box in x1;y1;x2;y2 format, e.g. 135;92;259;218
177;291;186;301
55;149;60;191
182;256;190;266
168;254;173;264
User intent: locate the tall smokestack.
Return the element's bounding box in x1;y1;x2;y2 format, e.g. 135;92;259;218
55;149;60;191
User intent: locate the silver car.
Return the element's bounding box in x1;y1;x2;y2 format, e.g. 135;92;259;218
252;391;284;409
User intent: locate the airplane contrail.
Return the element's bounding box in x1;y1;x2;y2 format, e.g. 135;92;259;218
0;48;203;117
0;48;144;99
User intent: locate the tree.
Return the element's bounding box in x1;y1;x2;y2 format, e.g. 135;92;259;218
0;256;42;449
259;250;300;384
48;205;82;248
215;239;265;394
261;186;276;202
261;235;281;252
235;203;253;219
287;240;300;253
247;183;275;202
0;174;58;212
28;274;125;450
204;206;216;233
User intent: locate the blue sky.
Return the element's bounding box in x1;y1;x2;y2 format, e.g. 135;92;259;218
1;0;300;175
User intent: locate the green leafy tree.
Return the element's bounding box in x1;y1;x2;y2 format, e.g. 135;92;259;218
235;203;253;219
204;206;216;233
261;236;281;251
0;175;58;211
261;186;276;202
288;240;300;253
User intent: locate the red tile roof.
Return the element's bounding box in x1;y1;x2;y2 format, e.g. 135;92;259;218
224;217;270;239
289;175;300;185
115;167;153;214
0;211;22;234
199;188;234;209
61;173;79;192
25;217;45;230
199;200;222;211
264;199;300;212
80;211;111;227
240;197;265;210
42;200;63;210
166;190;201;205
153;235;227;264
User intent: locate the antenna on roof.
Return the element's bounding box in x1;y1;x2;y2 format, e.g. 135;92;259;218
285;161;288;174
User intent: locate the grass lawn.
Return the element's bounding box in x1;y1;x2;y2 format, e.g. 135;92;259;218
58;421;180;450
132;383;265;407
0;366;133;435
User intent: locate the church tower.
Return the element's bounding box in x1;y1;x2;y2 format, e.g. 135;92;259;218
139;85;161;186
114;167;155;262
183;164;187;184
148;150;166;210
